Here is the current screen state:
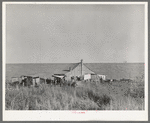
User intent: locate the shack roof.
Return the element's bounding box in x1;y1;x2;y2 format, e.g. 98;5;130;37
52;75;65;79
53;63;80;74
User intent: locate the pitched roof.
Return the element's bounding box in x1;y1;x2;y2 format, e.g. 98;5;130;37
54;62;96;75
53;63;79;74
83;64;95;74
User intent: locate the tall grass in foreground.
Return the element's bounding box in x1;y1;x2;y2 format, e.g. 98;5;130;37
5;78;144;110
6;84;105;110
5;84;144;110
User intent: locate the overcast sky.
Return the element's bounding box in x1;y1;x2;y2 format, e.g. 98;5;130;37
6;4;145;63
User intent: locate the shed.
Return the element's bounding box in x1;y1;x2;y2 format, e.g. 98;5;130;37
52;59;97;81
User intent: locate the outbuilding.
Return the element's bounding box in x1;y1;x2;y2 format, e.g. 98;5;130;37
52;59;106;82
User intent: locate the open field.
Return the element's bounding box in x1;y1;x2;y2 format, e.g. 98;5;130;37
5;63;144;110
5;79;144;110
6;63;144;81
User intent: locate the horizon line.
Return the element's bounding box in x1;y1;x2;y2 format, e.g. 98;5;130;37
6;62;145;64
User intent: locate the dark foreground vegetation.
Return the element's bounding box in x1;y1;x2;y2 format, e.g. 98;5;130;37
5;74;144;110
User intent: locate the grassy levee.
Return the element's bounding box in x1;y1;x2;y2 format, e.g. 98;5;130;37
5;75;144;110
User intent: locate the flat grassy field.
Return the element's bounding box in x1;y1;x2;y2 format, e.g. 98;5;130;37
5;63;144;110
5;77;144;110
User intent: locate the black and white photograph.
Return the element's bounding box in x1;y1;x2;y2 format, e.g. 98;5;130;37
3;2;148;121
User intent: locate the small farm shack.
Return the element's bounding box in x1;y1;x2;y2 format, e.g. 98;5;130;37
52;59;106;82
19;75;46;87
29;74;47;85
